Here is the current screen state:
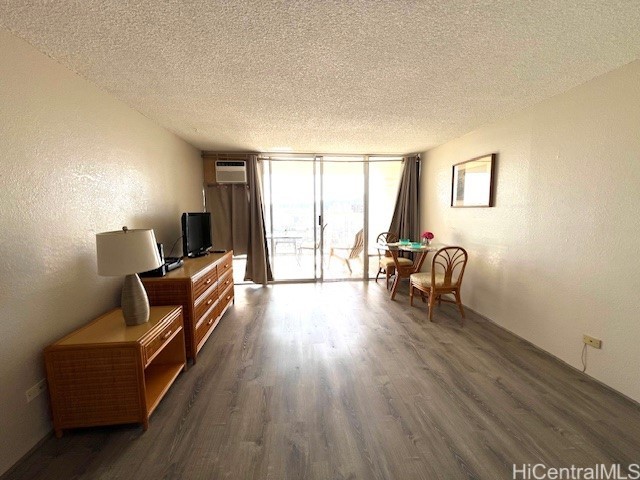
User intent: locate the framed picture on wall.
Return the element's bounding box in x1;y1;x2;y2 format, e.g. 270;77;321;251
451;153;496;207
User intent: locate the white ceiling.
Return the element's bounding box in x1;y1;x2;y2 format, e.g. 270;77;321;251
1;1;639;154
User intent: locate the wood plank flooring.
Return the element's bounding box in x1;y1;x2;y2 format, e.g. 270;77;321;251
4;282;640;480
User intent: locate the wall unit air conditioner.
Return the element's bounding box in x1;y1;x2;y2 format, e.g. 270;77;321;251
215;160;247;184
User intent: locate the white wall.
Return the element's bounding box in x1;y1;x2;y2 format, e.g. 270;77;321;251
0;29;203;475
421;60;640;403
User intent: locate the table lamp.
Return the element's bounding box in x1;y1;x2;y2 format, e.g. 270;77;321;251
96;227;162;326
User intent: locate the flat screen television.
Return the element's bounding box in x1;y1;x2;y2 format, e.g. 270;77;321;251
181;212;212;257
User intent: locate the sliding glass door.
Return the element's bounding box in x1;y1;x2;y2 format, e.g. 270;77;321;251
262;158;317;281
321;157;365;280
260;155;403;283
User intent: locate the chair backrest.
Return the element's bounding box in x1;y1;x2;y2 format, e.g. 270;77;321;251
349;229;365;259
376;231;398;258
431;247;468;288
376;231;398;244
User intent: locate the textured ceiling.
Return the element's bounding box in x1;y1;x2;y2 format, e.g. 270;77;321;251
1;1;639;154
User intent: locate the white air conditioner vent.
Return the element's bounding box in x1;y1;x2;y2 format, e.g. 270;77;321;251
215;160;247;184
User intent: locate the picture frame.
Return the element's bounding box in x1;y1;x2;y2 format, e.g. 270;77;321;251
451;153;496;207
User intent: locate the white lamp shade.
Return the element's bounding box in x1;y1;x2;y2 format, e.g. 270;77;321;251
96;228;162;276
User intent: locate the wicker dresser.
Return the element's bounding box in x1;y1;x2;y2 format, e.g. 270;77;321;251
44;306;186;437
141;251;234;363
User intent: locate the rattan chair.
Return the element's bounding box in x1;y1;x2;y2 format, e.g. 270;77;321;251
375;231;412;289
409;246;468;324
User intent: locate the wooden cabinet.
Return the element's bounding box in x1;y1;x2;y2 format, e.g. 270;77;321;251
142;252;234;363
44;306;186;437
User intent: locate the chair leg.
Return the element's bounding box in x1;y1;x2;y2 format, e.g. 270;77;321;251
455;290;465;322
345;259;352;274
409;283;414;306
385;270;391;289
390;276;400;301
376;268;382;282
428;290;436;322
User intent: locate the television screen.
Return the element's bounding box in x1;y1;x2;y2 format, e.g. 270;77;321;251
181;212;212;257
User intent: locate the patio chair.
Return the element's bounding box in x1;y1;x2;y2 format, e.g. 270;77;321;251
329;229;364;274
298;223;328;255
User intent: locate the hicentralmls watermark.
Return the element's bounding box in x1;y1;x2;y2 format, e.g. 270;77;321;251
512;464;640;480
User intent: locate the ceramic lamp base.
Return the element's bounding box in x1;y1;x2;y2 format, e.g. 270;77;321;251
121;273;150;325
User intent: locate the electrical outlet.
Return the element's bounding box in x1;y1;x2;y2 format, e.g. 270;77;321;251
25;379;47;403
583;334;602;349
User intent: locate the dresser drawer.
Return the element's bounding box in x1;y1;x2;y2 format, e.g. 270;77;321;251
195;306;219;348
219;282;234;310
193;266;217;300
194;284;218;322
218;254;232;278
217;270;233;297
143;311;183;366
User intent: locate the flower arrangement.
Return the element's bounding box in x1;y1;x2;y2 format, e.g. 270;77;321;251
421;231;434;245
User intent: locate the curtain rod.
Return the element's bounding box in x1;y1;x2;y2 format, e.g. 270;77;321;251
257;153;417;157
257;156;419;163
203;151;419;157
258;158;405;163
201;152;420;163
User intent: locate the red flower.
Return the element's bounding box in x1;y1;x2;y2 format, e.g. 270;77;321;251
421;231;434;240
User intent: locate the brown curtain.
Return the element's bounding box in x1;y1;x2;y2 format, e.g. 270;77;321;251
244;155;273;284
205;184;249;254
389;155;420;243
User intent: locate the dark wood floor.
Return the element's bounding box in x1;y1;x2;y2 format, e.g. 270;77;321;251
5;282;640;480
